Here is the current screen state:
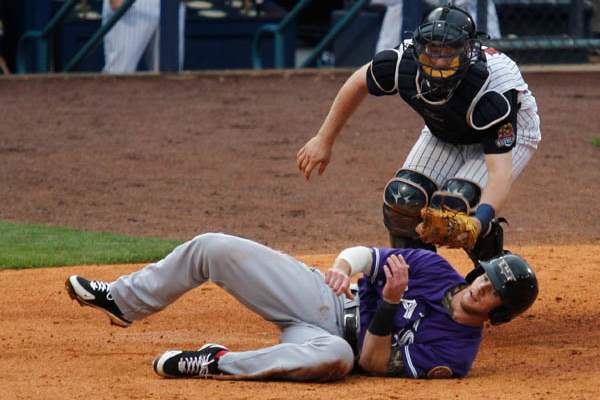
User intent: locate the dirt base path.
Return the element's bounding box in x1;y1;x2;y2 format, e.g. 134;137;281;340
1;245;598;400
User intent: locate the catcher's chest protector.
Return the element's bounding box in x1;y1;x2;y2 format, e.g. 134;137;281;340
397;49;492;144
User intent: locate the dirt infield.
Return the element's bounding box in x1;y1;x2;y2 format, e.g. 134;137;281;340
0;70;599;399
1;247;599;399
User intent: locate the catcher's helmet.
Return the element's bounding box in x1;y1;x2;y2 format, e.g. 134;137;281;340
479;254;539;325
412;6;480;94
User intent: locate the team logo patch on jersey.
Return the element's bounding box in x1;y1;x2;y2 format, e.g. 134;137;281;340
496;122;515;147
427;365;453;379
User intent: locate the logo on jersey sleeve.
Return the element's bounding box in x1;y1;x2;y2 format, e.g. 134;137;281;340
496;122;515;147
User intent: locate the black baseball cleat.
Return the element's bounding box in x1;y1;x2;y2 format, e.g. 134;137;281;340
153;343;230;378
65;275;132;328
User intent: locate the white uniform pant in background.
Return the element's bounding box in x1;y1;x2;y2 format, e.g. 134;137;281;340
102;0;186;73
110;233;354;381
402;128;537;188
373;0;502;53
372;0;404;53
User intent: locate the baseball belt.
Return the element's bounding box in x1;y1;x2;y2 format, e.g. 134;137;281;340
343;286;360;358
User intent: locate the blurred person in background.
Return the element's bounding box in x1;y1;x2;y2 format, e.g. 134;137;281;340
0;18;9;75
103;0;186;73
591;0;600;59
0;0;11;74
592;0;600;38
372;0;501;53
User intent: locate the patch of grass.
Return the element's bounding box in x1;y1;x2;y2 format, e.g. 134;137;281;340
592;137;600;148
0;220;183;269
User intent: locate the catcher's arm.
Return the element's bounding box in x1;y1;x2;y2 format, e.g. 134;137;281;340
296;64;369;180
480;152;512;213
468;151;512;237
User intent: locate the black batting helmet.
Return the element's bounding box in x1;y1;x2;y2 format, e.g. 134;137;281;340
412;6;480;93
479;254;539;325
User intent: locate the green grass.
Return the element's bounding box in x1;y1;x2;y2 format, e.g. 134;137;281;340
592;137;600;148
0;220;183;269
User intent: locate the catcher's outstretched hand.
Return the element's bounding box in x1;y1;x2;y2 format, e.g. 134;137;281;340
416;207;481;250
296;135;332;180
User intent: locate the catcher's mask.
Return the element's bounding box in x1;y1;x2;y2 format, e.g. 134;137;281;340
412;6;480;96
477;254;539;325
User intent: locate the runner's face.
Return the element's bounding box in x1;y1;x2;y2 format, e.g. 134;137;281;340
461;273;503;315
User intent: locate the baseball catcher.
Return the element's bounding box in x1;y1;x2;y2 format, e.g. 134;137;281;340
297;5;541;267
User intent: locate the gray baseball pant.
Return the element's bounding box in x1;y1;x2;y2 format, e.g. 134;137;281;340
110;233;354;381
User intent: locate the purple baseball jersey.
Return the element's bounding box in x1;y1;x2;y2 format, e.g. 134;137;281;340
358;247;483;378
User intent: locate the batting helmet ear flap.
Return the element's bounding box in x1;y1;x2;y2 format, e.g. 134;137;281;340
489;306;512;325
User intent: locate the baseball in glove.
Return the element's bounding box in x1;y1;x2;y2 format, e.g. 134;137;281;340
416;207;480;250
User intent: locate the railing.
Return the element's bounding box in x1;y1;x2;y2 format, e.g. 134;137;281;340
64;0;137;72
251;0;313;69
490;38;600;50
251;0;370;69
300;0;370;68
487;0;599;63
16;0;79;73
16;0;137;73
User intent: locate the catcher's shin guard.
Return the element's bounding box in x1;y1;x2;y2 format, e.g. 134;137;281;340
430;179;482;213
383;169;437;246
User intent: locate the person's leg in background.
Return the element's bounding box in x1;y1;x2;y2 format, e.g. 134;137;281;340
144;1;186;72
0;0;23;73
179;1;186;70
451;0;502;38
103;0;160;73
0;2;10;75
372;0;404;53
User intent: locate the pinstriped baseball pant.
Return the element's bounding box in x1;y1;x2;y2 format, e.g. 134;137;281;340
110;233;354;381
401;127;538;188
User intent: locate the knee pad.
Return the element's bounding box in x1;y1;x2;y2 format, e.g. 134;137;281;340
430;178;482;213
382;170;437;239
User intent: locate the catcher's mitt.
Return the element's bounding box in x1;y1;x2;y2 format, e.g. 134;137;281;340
416;207;480;250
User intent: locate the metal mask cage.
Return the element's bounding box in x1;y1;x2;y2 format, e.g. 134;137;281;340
412;20;477;88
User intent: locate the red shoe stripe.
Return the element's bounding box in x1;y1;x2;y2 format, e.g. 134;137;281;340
215;350;229;360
